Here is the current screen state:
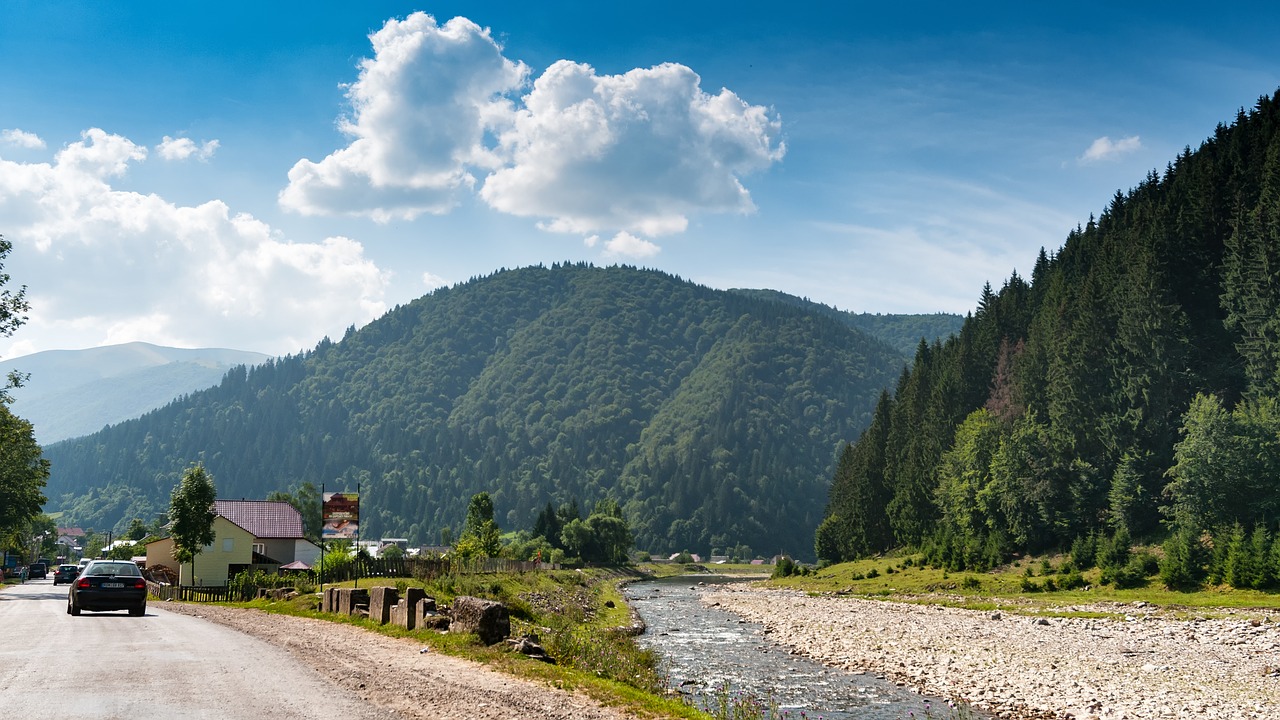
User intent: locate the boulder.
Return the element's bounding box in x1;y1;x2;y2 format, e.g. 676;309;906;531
450;596;510;644
507;634;555;663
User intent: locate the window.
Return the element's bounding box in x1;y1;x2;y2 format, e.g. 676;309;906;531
222;538;234;553
252;543;265;556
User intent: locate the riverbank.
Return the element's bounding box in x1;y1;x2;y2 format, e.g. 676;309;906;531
702;583;1279;720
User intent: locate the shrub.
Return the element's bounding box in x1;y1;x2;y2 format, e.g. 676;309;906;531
960;575;981;590
1058;571;1086;590
1020;577;1040;593
771;555;798;579
865;568;880;579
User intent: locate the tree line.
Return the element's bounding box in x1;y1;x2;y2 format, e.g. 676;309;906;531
819;89;1280;591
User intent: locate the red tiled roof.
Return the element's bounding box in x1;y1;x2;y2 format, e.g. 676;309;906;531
214;500;305;539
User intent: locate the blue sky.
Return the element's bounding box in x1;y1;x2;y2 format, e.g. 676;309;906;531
2;1;1278;359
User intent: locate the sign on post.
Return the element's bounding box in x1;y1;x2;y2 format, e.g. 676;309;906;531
322;492;359;541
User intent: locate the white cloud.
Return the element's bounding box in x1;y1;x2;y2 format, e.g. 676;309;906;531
279;12;528;222
157;135;220;161
601;231;660;259
583;234;600;248
481;61;784;238
1;129;45;149
280;14;784;238
421;271;448;290
1079;135;1141;164
0;128;390;357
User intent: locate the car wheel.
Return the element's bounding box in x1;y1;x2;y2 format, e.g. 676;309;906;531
68;598;81;616
129;603;145;617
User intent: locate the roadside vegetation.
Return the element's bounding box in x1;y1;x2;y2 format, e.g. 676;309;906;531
215;565;708;720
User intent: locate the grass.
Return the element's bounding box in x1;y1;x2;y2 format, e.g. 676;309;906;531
769;553;1280;620
211;566;709;719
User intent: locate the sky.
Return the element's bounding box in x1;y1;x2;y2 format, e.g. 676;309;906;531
2;1;1279;360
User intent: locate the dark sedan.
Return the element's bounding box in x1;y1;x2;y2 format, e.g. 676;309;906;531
52;564;79;585
67;560;147;616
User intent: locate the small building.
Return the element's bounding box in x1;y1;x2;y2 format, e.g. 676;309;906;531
146;499;319;587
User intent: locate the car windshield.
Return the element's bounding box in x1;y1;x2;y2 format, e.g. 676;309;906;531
86;563;141;577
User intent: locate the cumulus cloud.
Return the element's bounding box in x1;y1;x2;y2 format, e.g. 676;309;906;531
0;128;390;357
279;13;784;242
2;129;45;149
279;13;528;222
482;61;784;238
601;231;660;259
1079;135;1141;164
157;135;220;161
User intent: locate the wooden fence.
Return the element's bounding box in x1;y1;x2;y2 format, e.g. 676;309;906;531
147;556;556;604
146;580;231;602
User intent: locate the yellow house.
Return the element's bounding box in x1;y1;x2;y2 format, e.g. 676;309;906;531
146;515;254;587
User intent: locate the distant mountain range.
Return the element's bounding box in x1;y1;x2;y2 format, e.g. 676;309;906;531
1;342;270;443
40;265;961;558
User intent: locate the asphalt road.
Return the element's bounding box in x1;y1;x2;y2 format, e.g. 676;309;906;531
0;577;397;720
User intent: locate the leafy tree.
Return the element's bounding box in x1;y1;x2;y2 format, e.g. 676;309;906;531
460;492;501;558
0;235;31;403
124;518;149;541
266;481;322;541
0;404;49;540
168;464;217;582
560;500;634;563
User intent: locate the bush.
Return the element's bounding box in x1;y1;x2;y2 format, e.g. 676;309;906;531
865;567;880;579
960;575;981;590
771;556;798;579
1058;571;1086;590
1020;577;1040;593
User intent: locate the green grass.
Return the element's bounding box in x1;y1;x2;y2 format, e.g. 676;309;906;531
216;567;709;719
773;554;1280;620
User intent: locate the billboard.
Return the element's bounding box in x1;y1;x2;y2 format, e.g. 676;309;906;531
322;491;359;541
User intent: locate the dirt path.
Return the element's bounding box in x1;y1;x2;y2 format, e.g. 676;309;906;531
160;601;639;720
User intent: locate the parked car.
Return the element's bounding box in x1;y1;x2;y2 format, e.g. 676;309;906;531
52;564;79;585
77;557;92;570
67;560;147;616
27;562;47;579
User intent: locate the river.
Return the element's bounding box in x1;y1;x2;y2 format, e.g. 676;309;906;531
624;575;983;719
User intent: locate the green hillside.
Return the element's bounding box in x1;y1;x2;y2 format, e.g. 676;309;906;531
730;288;964;355
820;90;1280;568
42;264;907;558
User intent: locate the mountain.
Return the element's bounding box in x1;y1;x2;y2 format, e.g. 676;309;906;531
730;288;964;356
819;89;1280;566
2;342;270;444
41;264;909;558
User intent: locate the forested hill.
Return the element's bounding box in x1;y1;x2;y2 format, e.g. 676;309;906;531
820;89;1280;566
43;264;907;558
730;288;964;356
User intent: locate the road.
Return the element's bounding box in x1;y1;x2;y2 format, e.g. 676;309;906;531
0;577;401;720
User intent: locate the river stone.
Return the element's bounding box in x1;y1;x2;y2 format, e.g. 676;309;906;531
450;596;510;644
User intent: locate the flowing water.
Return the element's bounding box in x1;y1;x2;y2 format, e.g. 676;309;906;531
625;575;983;719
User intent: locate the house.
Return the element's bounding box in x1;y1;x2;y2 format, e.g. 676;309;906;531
146;499;320;587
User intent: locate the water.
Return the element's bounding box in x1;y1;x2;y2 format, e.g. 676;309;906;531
625;575;982;720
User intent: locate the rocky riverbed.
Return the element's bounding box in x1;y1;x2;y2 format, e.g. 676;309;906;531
702;584;1280;720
